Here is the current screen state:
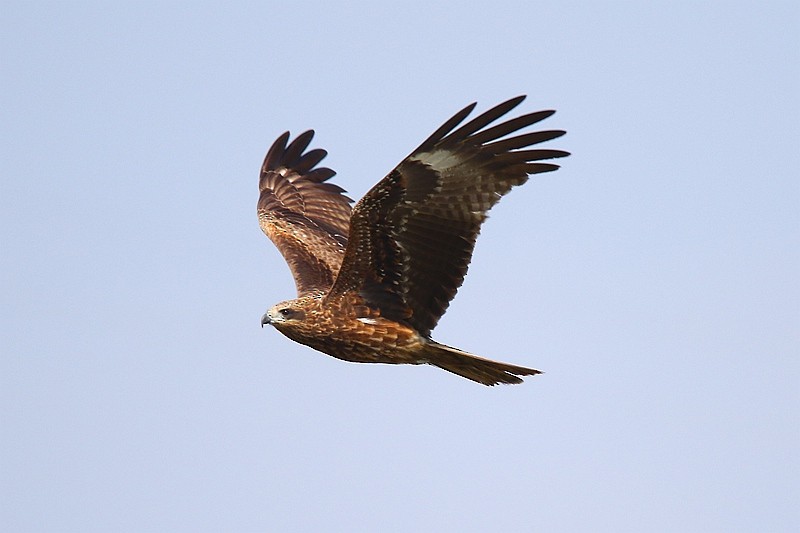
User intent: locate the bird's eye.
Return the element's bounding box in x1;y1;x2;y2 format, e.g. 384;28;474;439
279;308;293;317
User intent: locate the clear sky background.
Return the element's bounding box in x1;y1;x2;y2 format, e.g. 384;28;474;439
2;2;798;532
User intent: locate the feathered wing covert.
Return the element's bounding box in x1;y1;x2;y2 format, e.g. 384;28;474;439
258;96;569;385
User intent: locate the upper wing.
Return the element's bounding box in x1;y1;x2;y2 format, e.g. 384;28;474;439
327;96;569;337
258;130;353;296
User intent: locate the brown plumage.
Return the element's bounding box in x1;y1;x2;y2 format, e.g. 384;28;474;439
258;96;568;385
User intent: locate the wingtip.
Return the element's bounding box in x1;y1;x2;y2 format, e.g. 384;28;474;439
295;129;315;143
495;95;527;114
262;131;291;172
463;101;479;114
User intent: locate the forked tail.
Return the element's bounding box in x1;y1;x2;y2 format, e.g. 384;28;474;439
422;341;542;386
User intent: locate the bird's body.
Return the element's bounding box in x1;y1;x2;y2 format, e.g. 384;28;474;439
258;96;568;385
265;292;423;365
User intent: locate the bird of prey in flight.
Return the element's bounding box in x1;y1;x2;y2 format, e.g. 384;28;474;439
258;96;568;385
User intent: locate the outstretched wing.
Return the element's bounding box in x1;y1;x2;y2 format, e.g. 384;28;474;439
328;96;569;337
258;130;353;296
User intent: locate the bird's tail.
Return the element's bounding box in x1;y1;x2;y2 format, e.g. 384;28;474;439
422;341;542;386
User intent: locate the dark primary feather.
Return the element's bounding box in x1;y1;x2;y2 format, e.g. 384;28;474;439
329;96;569;336
258;130;353;296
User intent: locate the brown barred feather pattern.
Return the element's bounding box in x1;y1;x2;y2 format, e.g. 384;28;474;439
258;130;353;295
259;96;568;385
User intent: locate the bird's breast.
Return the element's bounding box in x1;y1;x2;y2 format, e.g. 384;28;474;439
304;309;423;363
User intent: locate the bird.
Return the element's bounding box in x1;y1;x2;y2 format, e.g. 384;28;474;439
258;96;568;385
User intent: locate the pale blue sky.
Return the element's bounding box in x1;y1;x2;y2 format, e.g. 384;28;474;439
2;2;798;531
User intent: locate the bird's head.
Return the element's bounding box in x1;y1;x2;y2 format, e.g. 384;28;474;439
261;299;307;329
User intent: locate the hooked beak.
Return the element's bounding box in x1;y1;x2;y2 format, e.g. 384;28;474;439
261;312;271;328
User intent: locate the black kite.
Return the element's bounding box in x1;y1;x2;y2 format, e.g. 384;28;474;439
259;96;568;385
